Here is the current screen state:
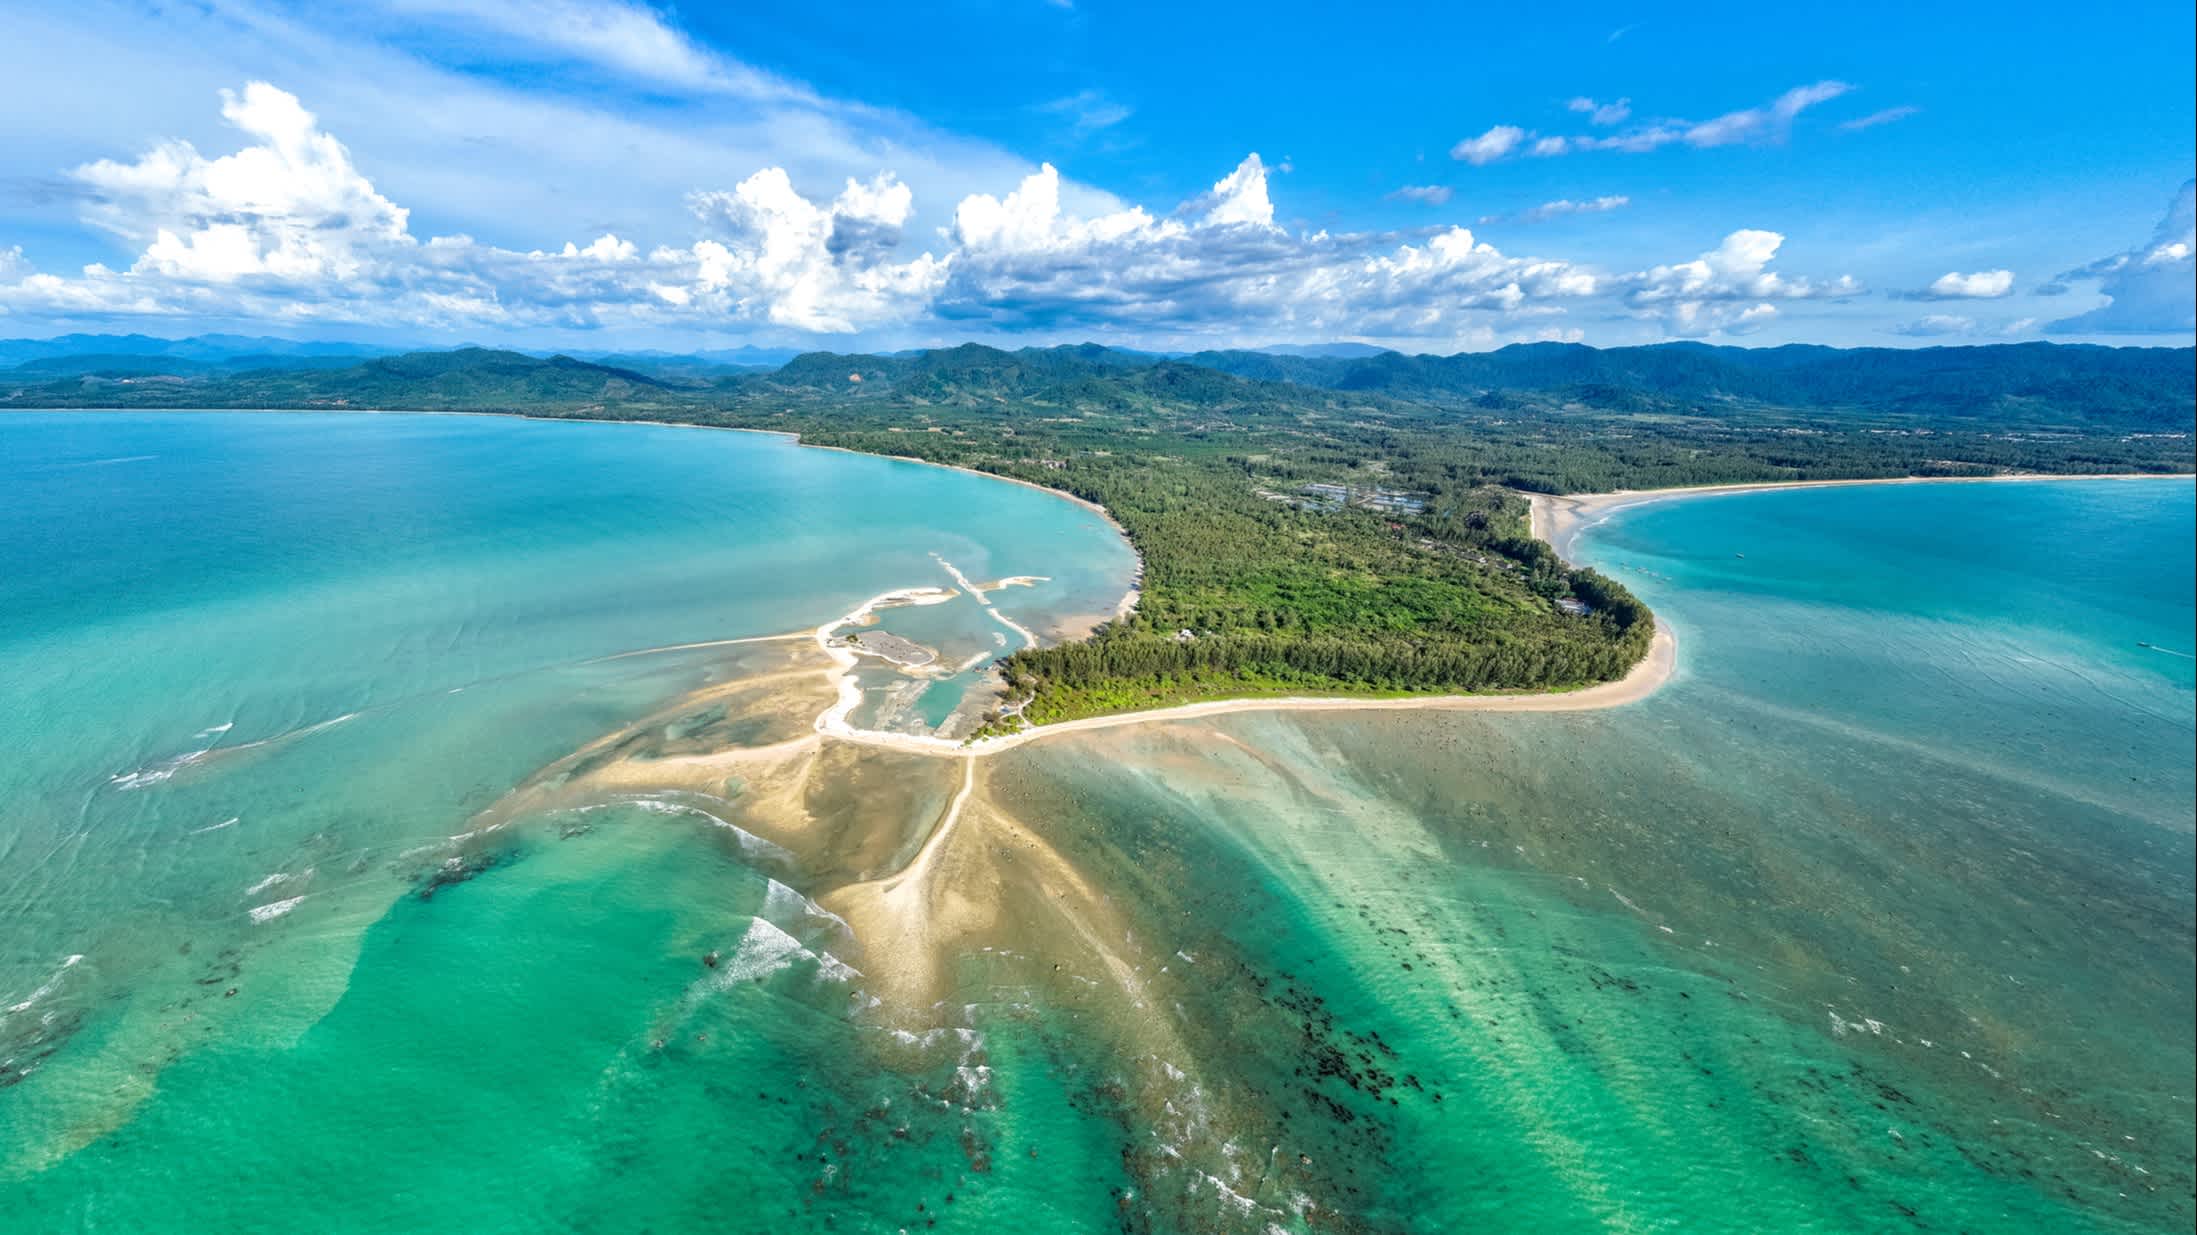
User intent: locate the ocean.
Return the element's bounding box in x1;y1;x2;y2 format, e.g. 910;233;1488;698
2;413;2188;1232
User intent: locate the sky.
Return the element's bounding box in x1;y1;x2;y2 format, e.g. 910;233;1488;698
0;0;2191;353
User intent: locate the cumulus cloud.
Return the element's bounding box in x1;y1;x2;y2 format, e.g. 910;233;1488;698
1622;228;1861;335
1388;185;1454;206
1200;154;1277;227
2042;180;2196;335
1566;97;1632;126
1451;125;1528;165
0;82;1866;346
72;82;411;283
685;169;948;331
932;154;1605;337
1900;269;2016;300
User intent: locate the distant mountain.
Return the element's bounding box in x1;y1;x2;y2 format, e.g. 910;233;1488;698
1178;341;2196;426
0;347;683;409
1255;342;1395;359
0;335;817;383
5;338;2189;432
559;345;806;371
0;333;399;368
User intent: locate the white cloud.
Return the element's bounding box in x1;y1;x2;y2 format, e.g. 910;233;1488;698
1891;313;1975;337
72;82;411;283
1201;154;1277;227
1670;81;1853;149
685;169;947;332
2043;180;2197;335
1623;228;1861;334
1566;96;1631;126
1456;82;1853;168
375;0;812;101
1;83;1869;347
1451;125;1528;165
1839;106;1919;132
1489;195;1630;225
1389;185;1454;206
0;0;1123;265
1912;269;2015;300
1577;82;1854;155
1040;89;1133;137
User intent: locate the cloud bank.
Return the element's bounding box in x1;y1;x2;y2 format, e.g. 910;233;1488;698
2043;180;2196;335
0;81;1864;347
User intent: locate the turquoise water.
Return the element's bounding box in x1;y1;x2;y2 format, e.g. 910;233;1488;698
2;414;2189;1233
990;477;2194;1231
0;411;1133;1217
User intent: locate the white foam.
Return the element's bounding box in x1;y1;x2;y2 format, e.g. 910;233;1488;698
110;747;215;790
189;816;241;835
932;554;988;603
718;917;809;982
3;955;84;1017
615;795;796;864
1194;1171;1261;1216
986;606;1038;650
248;895;306;924
244;867;311;896
762;878;852;938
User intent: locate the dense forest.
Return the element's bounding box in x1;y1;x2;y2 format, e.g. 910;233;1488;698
6;339;2189;722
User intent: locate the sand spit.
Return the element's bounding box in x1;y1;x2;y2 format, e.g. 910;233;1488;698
808;601;1677;761
1529;472;2191;567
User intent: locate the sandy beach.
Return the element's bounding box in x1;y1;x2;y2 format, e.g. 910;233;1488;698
1530;472;2191;566
811;608;1676;760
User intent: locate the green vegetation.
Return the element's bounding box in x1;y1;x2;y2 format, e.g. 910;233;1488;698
7;339;2189;723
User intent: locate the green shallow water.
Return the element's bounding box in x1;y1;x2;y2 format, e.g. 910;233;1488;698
2;414;2190;1233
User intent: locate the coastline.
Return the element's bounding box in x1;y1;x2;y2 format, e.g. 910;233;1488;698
1529;472;2193;566
67;411;2183;755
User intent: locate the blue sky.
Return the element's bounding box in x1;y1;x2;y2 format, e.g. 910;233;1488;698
0;0;2190;352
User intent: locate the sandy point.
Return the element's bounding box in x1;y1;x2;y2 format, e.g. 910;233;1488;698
1529;471;2192;567
815;618;1677;761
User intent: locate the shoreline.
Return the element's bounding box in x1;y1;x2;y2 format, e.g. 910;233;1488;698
1529;471;2193;566
61;410;2180;756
